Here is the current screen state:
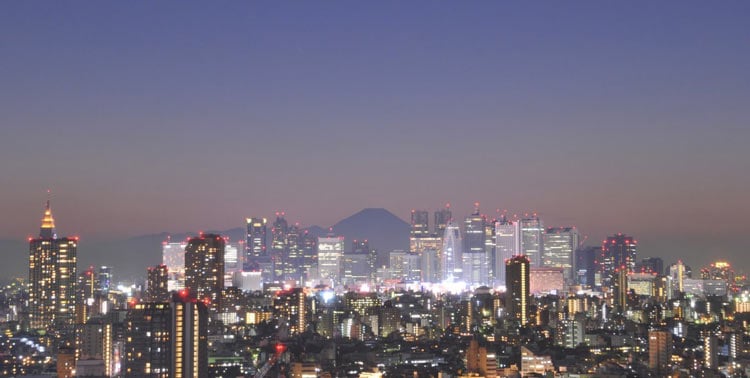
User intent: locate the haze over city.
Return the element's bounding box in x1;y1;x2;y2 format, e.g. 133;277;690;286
2;1;749;276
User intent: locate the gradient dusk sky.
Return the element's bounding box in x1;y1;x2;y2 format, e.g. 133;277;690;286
1;2;749;273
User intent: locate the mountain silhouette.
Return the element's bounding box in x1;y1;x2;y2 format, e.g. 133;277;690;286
330;208;409;267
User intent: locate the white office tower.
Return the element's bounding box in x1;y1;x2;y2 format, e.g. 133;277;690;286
495;216;518;287
224;242;242;287
520;216;544;267
542;227;579;282
162;241;187;291
317;236;344;287
441;221;462;281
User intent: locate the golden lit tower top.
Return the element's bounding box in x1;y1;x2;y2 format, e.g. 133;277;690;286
40;200;57;239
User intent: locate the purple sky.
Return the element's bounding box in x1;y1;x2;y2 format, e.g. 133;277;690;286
1;2;749;272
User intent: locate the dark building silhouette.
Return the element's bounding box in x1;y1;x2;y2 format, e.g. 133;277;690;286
185;234;225;313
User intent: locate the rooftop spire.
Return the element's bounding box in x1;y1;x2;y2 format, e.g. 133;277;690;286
40;199;56;239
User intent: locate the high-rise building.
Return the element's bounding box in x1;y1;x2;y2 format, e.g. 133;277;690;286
273;288;307;335
185;234;225;313
506;255;530;325
285;223;303;282
299;231;318;281
575;246;600;287
636;257;664;275
600;233;637;288
542;227;579;282
465;338;497;378
484;219;497;285
648;330;672;374
223;242;242;287
410;210;429;238
434;204;452;235
441;221;462;281
97;266;112;296
271;212;289;281
163;241;187;291
317;236;344;287
495;216;518;287
462;204;488;285
76;266;96;324
245;217;268;263
123;293;208;378
75;317;114;377
146;265;169;302
28;201;78;333
519;216;544;267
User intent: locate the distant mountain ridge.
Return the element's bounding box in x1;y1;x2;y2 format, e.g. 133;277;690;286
0;208;410;281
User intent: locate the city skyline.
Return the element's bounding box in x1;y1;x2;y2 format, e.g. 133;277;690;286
2;2;749;276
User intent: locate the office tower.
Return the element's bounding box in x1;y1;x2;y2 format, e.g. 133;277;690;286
669;260;686;295
420;249;440;283
506;255;530;325
495;216;518;286
463;204;488;285
575;246;599;287
389;250;421;282
441;221;462;281
600;233;637;288
163;240;187;291
613;267;628;310
223;242;242;287
299;231;318;281
342;252;371;287
317;236;345;287
542;227;579;282
636;257;664;275
271;212;289;280
519;216;544;267
273;288;307;335
28;201;78;333
352;239;377;280
76;267;96;324
245;217;267;262
75;317;114;377
285;224;303;282
146;265;170;302
97;266;112;295
124;293;208;378
434;204;452;235
648;330;672;374
485;219;497;282
185;234;225;313
410;210;429;238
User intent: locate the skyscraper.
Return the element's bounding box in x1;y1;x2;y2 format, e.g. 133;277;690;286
410;210;429;238
245;217;267;263
463;204;488;285
123;293;208;378
185;234;225;313
495;215;518;287
575;246;600;287
600;233;637;288
163;240;187;291
273;288;307;335
28;201;78;333
317;236;345;287
441;221;462;281
434;204;452;235
506;255;530;325
519;216;544;267
542;227;579;282
146;265;170;302
271;212;289;281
